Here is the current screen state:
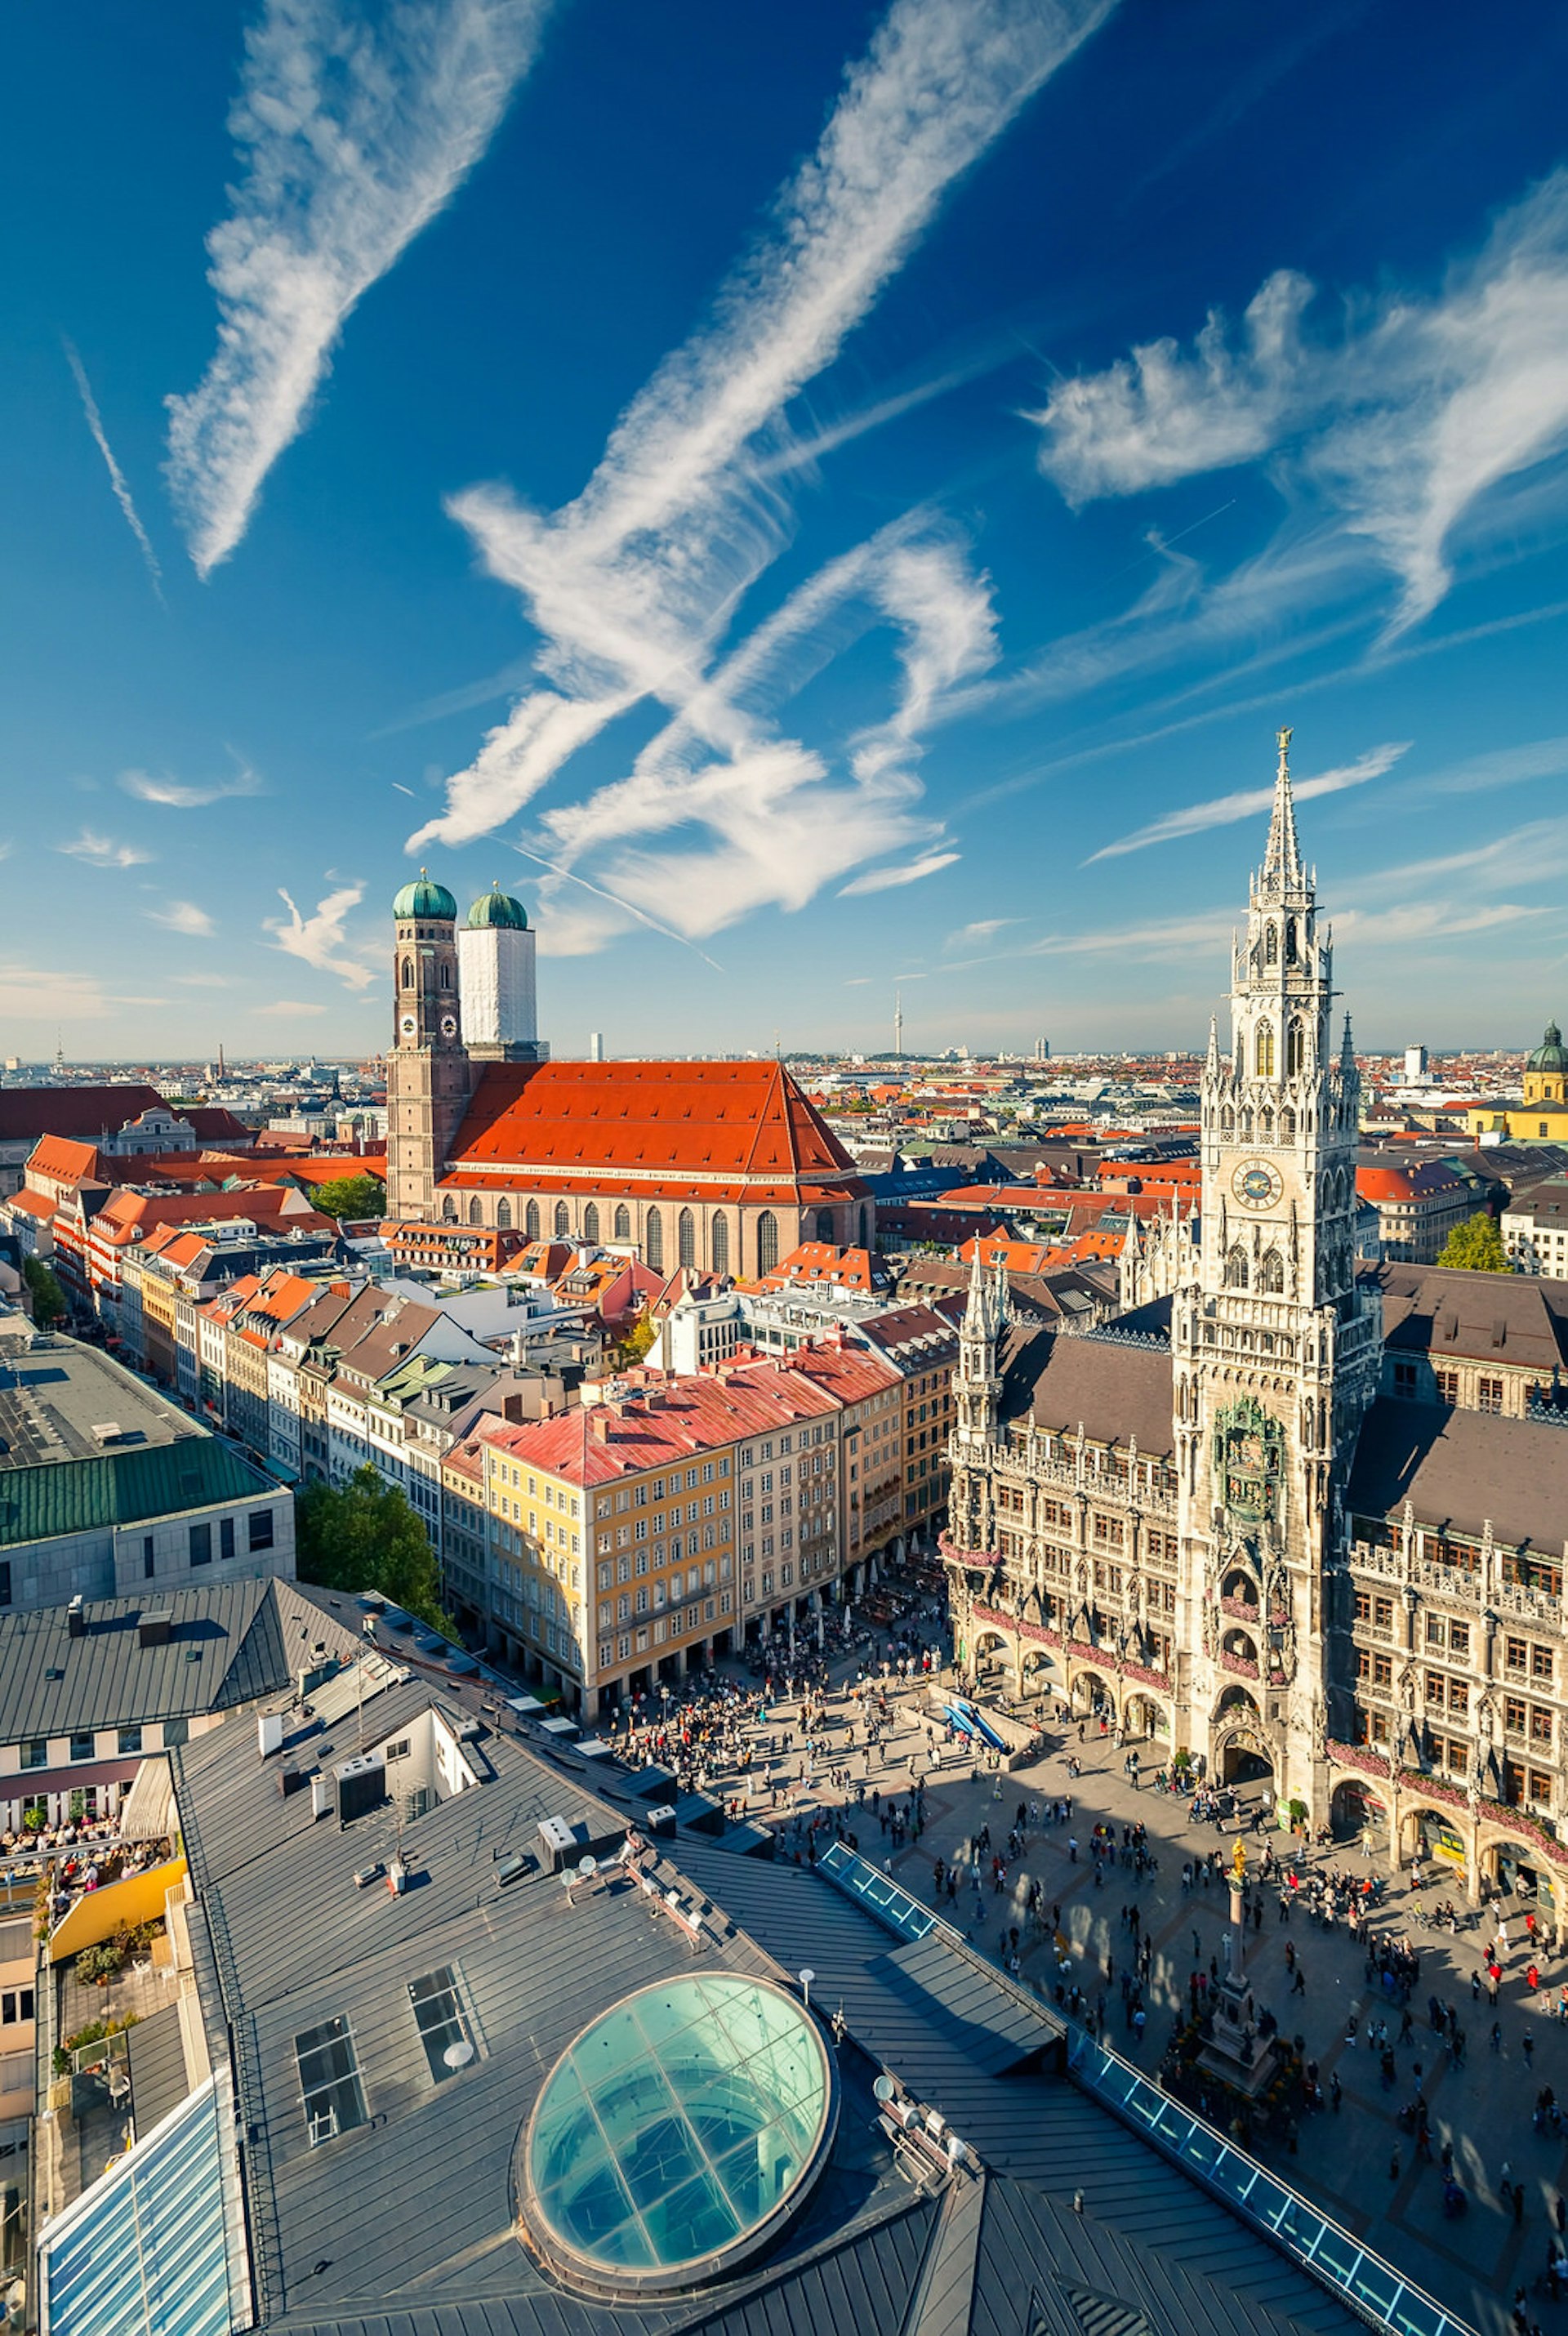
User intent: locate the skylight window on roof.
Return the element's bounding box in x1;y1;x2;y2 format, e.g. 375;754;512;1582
296;2016;368;2145
410;1965;473;2080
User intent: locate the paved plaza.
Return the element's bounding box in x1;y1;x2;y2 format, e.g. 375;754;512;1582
705;1661;1568;2336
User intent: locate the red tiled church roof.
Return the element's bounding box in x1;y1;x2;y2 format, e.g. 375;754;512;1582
445;1061;862;1192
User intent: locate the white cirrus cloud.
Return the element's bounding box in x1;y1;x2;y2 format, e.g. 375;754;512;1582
147;899;217;937
1085;739;1410;863
120;764;262;809
63;340;164;600
944;917;1017;950
840;850;961;895
1033;169;1568;634
166;0;552;577
56;830;154;869
265;882;378;991
254;999;331;1017
412;0;1114;926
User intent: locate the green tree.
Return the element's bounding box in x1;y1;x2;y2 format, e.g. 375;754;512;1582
1437;1211;1512;1273
295;1464;453;1632
24;1256;66;1326
616;1308;657;1366
307;1174;386;1221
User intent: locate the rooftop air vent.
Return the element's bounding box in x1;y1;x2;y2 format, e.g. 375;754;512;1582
138;1611;173;1649
66;1595;85;1641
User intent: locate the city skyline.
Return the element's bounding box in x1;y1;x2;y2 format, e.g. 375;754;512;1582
6;2;1568;1057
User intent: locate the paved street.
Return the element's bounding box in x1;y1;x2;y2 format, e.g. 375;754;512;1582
705;1668;1568;2336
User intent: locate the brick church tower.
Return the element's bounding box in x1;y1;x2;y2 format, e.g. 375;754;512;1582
385;874;476;1220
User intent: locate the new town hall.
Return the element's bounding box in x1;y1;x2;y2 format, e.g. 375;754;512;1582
945;733;1568;1918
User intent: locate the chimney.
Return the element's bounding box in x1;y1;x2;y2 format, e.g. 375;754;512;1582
590;1411;612;1442
67;1595;86;1640
138;1611;172;1649
257;1710;284;1759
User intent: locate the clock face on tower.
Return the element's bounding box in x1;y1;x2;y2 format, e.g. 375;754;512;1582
439;1013;459;1038
399;1013;417;1038
1232;1158;1283;1210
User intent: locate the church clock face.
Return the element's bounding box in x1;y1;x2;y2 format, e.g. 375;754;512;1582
1232;1158;1283;1210
439;1013;459;1038
399;1013;417;1037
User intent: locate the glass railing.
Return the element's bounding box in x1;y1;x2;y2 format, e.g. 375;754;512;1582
818;1840;939;1940
1066;2029;1474;2336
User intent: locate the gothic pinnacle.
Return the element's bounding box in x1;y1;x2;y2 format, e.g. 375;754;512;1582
1263;724;1303;889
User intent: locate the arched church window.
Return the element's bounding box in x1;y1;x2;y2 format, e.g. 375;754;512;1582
401;957;414;989
1224;1246;1249;1289
815;1209;835;1243
613;1203;630;1242
439;961;452;988
1258;1107;1273;1140
1240;1107;1253;1137
443;1194;457;1221
1220;1106;1235;1138
711;1214;729;1276
1260;1250;1285;1294
645;1209;663;1271
1285;919;1298;963
1286;1019;1304;1077
1254;1023;1275;1078
678;1208;696;1268
468;1197;483;1225
757;1210;779;1275
1280;1107;1296;1138
583;1202;600;1243
554;1201;570;1238
1265;923;1278;965
497;1198;511;1230
525;1200;541;1242
858;1204;869;1250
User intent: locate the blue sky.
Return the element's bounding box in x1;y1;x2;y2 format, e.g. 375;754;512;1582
6;0;1568;1063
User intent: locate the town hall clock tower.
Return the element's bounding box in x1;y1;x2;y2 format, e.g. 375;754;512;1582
1172;732;1380;1805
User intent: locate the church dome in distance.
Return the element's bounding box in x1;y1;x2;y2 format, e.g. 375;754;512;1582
393;871;458;920
1529;1019;1567;1072
466;882;528;930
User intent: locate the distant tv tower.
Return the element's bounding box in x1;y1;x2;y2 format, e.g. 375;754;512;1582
893;989;903;1058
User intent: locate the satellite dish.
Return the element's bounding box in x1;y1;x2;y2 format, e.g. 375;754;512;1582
578;1855;598;1879
799;1967;815;1987
443;2040;475;2069
873;2075;897;2104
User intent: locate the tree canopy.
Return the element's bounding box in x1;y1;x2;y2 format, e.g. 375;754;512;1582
1437;1211;1512;1273
308;1174;386;1222
295;1464;452;1633
23;1257;66;1327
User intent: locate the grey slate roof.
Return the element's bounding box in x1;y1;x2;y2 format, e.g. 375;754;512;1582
999;1326;1175;1456
1370;1260;1568;1374
0;1577;363;1739
1348;1396;1568;1550
164;1661;1366;2336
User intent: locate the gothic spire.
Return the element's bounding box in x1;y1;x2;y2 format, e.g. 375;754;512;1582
1340;1009;1355;1070
1205;1013;1219;1075
964;1235;989;1334
1261;724;1302;889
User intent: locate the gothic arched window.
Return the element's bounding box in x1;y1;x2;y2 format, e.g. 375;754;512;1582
554;1201;570;1237
1224;1246;1249;1289
1265;923;1279;965
678;1208;696;1268
815;1208;835;1243
1258;1107;1274;1141
1220;1105;1235;1138
468;1196;483;1224
711;1214;729;1276
1286;1019;1305;1077
1254;1023;1275;1078
1240;1107;1254;1137
757;1210;779;1275
858;1204;869;1250
1285;919;1298;964
497;1198;511;1230
583;1202;600;1244
442;1193;457;1221
645;1209;663;1271
439;961;452;988
401;957;414;989
1281;1106;1296;1139
525;1199;541;1242
613;1203;630;1242
1260;1249;1285;1294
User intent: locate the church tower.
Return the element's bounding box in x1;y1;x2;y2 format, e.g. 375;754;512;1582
385;874;475;1221
457;884;548;1063
1172;729;1379;1805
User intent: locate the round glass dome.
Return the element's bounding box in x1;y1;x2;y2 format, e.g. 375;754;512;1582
520;1973;836;2295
